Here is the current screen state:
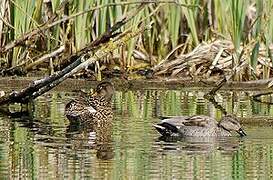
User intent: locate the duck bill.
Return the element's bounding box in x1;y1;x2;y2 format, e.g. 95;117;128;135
238;128;247;136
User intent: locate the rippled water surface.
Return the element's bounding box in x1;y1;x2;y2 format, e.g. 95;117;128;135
1;89;273;179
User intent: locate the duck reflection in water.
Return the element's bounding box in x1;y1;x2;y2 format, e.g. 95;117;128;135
65;81;115;160
155;135;242;155
67;118;114;160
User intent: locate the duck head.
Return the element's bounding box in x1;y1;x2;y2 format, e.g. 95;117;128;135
94;82;114;101
219;115;246;136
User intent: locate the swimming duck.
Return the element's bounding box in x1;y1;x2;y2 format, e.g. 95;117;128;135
154;114;246;137
65;81;114;124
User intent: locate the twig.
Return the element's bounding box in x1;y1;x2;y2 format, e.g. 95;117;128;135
206;49;246;96
252;92;273;105
205;95;227;115
206;78;227;96
161;43;185;64
25;45;65;70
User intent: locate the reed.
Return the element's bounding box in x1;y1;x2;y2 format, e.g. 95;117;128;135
0;0;272;80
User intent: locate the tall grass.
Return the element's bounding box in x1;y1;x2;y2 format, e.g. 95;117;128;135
180;0;199;47
0;0;273;79
11;0;36;66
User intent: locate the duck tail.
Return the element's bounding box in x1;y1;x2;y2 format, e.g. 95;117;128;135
153;124;166;135
153;122;179;136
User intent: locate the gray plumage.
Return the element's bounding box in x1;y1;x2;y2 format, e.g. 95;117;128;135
154;115;246;137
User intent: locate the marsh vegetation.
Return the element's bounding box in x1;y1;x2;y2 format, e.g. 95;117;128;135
0;0;272;82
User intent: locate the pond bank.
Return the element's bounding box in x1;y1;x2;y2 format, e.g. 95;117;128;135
0;77;273;91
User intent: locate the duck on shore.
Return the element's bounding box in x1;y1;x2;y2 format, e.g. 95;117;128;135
65;81;114;124
154;114;246;137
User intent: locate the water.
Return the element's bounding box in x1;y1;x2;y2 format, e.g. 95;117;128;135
1;89;273;179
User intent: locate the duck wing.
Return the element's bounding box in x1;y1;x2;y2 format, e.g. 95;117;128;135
161;115;216;127
154;115;206;137
65;97;97;122
160;116;189;126
182;115;215;127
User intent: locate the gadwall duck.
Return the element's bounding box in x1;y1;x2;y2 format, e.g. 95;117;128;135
154;115;246;137
65;81;114;124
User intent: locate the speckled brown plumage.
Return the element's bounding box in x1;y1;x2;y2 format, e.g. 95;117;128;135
65;82;114;124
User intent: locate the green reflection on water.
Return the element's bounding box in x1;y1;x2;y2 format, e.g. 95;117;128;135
0;90;273;179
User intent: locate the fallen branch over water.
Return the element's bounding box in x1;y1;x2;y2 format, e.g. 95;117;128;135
0;2;149;106
0;25;150;105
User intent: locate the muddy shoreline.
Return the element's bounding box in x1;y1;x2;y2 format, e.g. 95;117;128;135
0;77;273;92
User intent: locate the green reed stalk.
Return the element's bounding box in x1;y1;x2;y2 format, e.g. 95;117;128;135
11;0;30;65
126;7;144;67
264;0;273;68
180;0;199;47
230;0;247;50
167;3;181;48
74;0;94;49
250;0;262;71
213;0;229;37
